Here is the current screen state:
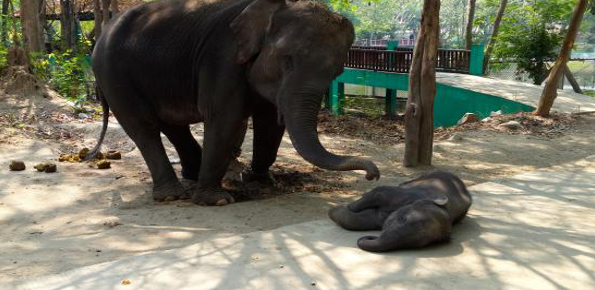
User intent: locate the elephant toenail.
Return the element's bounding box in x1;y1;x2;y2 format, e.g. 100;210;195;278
164;196;178;202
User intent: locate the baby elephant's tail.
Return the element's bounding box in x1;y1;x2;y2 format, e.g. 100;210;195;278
85;85;110;160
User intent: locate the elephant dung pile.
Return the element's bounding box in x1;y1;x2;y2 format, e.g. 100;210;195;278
58;148;122;169
34;162;57;173
9;160;56;173
8;160;26;171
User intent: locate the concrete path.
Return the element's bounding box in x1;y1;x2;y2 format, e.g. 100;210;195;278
5;157;595;290
437;73;595;114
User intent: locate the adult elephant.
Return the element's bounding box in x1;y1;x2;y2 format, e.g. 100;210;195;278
90;0;380;206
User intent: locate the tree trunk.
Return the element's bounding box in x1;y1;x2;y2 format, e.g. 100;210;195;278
40;2;53;52
465;0;476;50
102;0;111;27
563;63;584;94
93;0;102;40
535;0;589;116
111;0;119;14
20;0;44;52
60;0;76;51
404;0;440;167
482;0;508;74
1;0;9;43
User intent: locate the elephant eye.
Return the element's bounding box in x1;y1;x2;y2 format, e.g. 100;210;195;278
398;216;407;223
281;56;294;72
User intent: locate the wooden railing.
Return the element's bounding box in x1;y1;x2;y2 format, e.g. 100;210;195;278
351;45;387;50
346;47;471;74
346;49;412;73
437;49;471;73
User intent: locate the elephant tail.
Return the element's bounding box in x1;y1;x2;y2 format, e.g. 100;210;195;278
357;235;395;253
85;86;110;161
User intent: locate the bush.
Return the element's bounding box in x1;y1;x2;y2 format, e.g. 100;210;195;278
30;50;91;103
489;0;575;85
0;44;8;73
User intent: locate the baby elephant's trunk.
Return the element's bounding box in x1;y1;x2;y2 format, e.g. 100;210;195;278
357;235;396;253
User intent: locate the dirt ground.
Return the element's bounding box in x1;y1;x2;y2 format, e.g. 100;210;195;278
1;89;595;284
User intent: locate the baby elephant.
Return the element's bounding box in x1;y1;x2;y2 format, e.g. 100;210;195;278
329;171;472;252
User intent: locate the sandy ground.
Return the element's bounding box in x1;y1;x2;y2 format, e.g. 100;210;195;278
1;90;595;283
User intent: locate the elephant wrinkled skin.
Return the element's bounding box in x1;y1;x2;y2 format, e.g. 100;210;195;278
329;171;472;252
89;0;380;206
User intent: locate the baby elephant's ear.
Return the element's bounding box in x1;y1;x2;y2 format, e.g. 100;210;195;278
432;196;449;206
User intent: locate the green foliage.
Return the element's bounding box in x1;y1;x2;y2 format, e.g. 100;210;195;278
30;51;90;102
345;96;386;117
578;13;595;48
0;44;7;72
329;0;480;48
495;24;562;84
487;0;578;85
327;0;359;12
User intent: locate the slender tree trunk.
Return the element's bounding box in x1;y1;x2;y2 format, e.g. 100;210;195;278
465;0;476;50
404;0;440;167
102;0;111;27
535;0;589;116
40;0;50;52
111;0;119;14
1;0;9;43
20;0;44;52
60;0;76;51
482;0;508;74
93;0;102;40
563;64;584;94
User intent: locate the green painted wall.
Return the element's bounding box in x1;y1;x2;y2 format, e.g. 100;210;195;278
328;81;345;115
385;88;397;118
434;83;534;127
330;68;535;127
387;41;399;51
469;44;485;76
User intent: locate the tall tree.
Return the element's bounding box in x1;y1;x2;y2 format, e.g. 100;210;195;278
20;0;44;52
465;0;476;50
404;0;440;167
535;0;589;117
102;0;110;27
1;0;9;43
93;0;103;40
60;0;76;51
111;0;119;14
482;0;508;74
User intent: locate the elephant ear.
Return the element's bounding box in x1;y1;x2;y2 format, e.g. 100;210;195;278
230;0;286;64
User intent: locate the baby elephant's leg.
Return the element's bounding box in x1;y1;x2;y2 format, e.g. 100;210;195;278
328;206;383;231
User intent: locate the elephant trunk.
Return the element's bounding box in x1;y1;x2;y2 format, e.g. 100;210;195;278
357;235;396;252
280;86;380;180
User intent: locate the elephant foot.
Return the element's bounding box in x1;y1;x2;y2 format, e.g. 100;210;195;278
153;181;186;202
192;187;235;206
242;170;277;186
179;179;198;200
223;158;245;183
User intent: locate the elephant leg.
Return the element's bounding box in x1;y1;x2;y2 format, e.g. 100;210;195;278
96;80;186;202
243;100;285;185
161;124;202;181
192;114;246;206
115;118;184;202
328;206;383;231
223;119;247;183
